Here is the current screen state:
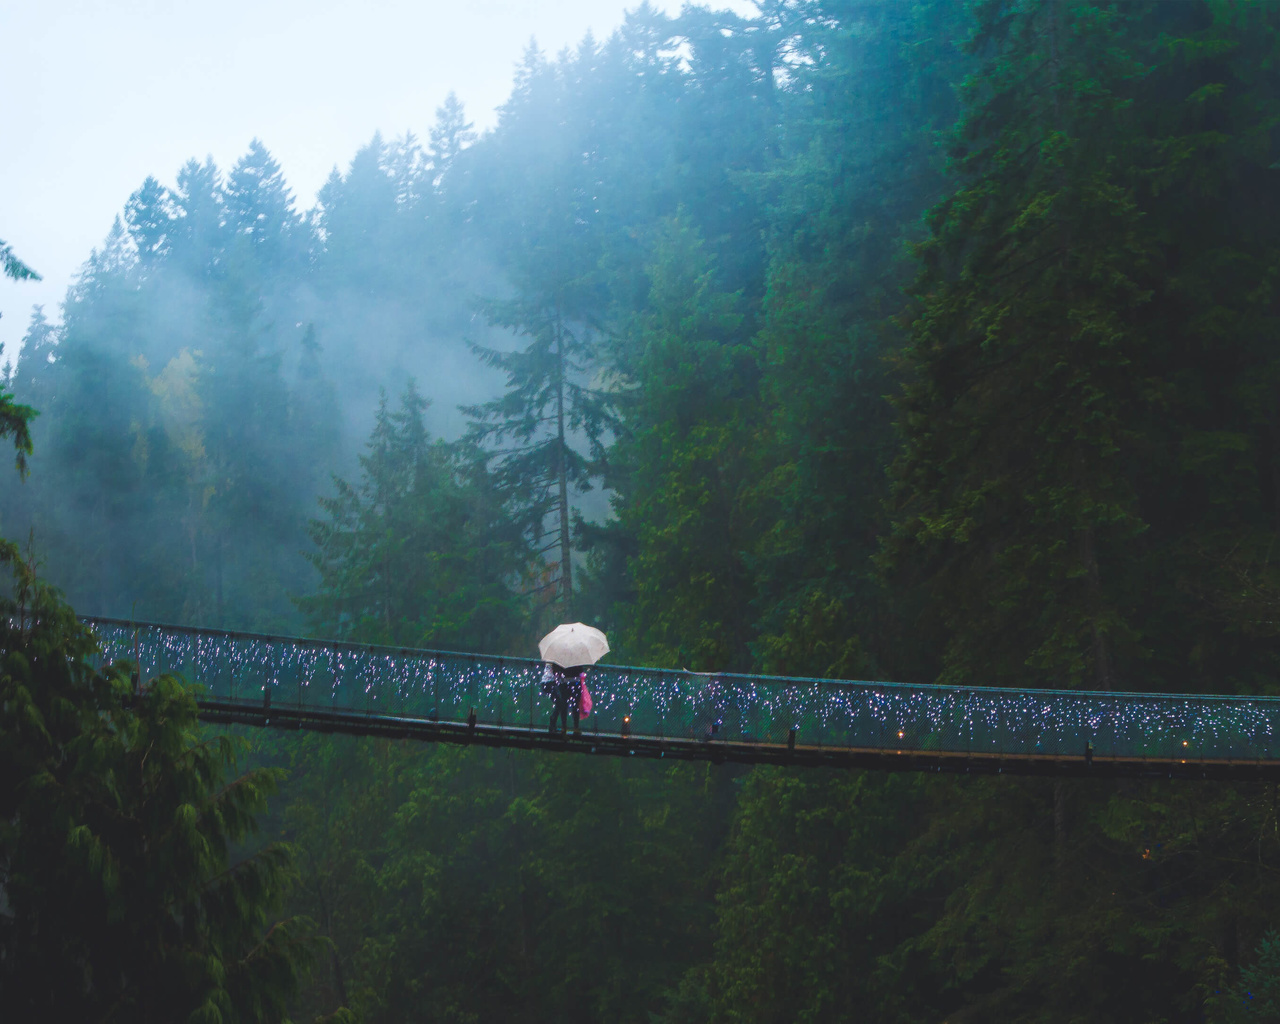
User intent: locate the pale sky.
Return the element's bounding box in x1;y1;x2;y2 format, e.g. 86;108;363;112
1;0;747;358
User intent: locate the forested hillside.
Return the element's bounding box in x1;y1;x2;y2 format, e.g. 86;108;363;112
4;1;1280;1021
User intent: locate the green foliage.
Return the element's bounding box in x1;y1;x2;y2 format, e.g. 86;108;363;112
0;237;40;282
886;0;1280;695
300;382;527;652
1220;931;1280;1023
748;0;968;680
671;4;1280;1023
1;148;339;630
0;238;39;475
263;733;735;1023
9;3;1280;1021
682;769;1280;1024
602;216;760;670
0;376;35;477
0;540;317;1021
463;287;611;618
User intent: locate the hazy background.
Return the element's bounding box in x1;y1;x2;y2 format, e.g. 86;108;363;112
0;0;781;632
6;5;1280;1021
0;0;749;355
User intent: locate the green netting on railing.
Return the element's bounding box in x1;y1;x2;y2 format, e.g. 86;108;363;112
85;618;1280;761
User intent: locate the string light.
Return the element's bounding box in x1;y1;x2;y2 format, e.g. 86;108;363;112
85;619;1280;761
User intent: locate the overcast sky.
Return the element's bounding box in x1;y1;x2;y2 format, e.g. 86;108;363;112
1;0;747;358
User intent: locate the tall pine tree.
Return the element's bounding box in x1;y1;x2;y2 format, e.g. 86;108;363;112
463;279;610;618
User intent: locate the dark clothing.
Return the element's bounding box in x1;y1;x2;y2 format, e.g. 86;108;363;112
550;685;579;734
544;664;584;733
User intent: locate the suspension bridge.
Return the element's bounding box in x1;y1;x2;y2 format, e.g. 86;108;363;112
86;617;1280;780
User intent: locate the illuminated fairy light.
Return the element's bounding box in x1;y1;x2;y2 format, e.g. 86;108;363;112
80;619;1280;760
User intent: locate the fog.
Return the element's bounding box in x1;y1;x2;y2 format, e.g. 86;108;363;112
0;0;772;634
1;0;736;357
7;3;1280;1020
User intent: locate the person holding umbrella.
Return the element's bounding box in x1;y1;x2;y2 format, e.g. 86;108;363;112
539;622;608;735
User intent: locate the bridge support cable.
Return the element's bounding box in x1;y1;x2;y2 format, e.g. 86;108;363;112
85;617;1280;780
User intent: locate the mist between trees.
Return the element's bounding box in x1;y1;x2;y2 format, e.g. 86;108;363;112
4;1;1280;1021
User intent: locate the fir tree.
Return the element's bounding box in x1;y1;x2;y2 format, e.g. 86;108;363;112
0;399;316;1020
463;285;610;617
302;382;526;652
881;0;1278;693
0;239;40;473
601;217;758;670
224;139;300;274
0;238;40;283
170;157;225;281
124;176;176;268
428;91;476;180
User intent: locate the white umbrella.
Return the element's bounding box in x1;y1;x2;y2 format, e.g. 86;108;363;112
538;622;610;669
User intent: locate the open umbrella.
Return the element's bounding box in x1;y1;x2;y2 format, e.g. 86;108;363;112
538;622;609;668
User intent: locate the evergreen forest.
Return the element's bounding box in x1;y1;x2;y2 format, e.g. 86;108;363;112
5;1;1280;1020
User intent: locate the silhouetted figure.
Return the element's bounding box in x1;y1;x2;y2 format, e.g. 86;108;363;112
543;663;586;735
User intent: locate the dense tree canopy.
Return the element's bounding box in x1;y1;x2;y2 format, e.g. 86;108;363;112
5;1;1280;1021
0;410;314;1022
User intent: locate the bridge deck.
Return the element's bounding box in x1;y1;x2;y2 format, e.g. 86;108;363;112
195;698;1280;779
87;617;1280;780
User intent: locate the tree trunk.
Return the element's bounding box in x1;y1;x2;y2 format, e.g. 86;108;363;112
554;309;572;613
214;532;225;628
384;550;393;639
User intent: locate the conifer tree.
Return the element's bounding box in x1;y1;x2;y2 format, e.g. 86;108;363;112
883;0;1280;694
428;91;476;180
1;385;316;1021
124;175;176;268
0;383;34;477
0;238;40;284
749;0;966;679
303;382;526;652
224;139;301;274
0;239;39;473
315;135;402;293
463;285;610;617
170;157;225;281
198;268;296;627
6;307;56;446
602;217;758;670
290;324;341;495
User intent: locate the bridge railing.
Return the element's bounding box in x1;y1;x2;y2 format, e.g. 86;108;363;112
84;617;1280;762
